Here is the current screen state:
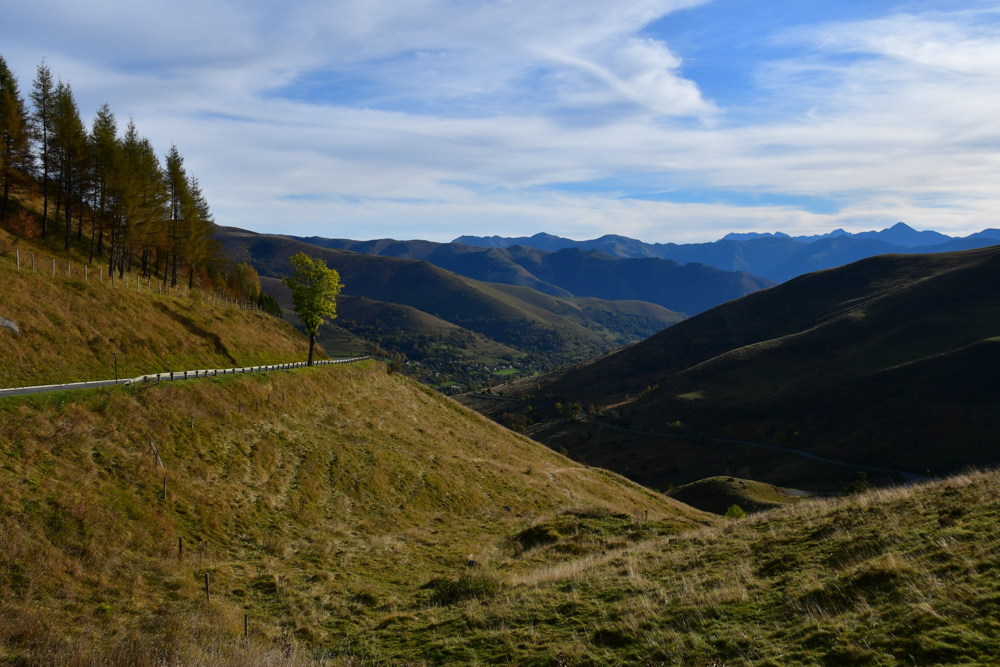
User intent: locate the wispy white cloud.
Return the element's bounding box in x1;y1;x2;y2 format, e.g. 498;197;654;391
2;1;999;242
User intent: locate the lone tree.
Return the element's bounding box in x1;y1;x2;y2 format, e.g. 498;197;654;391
282;253;343;366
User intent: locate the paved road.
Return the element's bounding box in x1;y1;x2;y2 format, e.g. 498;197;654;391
0;357;370;399
589;419;931;483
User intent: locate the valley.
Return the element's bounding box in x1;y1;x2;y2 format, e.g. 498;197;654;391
463;245;1000;492
219;227;686;391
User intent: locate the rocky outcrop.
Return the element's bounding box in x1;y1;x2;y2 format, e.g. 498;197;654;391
0;315;19;335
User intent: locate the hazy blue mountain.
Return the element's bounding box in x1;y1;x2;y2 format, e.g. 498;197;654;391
852;222;953;247
966;228;1000;241
721;231;791;241
454;223;1000;282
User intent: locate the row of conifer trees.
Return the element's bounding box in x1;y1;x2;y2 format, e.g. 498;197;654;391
0;53;263;304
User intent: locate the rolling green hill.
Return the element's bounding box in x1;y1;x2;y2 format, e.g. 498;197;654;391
463;245;1000;491
666;476;803;515
219;227;683;388
292;234;775;314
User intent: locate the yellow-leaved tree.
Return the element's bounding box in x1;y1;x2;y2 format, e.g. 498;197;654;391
282;253;343;366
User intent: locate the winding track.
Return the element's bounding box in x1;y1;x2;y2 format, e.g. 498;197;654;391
0;357;370;398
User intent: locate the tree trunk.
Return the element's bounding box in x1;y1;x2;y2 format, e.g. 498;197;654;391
40;141;49;237
64;167;72;251
89;214;96;263
1;175;9;222
308;333;315;367
77;188;84;240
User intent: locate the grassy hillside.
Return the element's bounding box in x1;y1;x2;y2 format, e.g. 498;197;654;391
468;245;1000;490
0;363;710;665
666;476;803;515
0;228;320;389
330;469;1000;665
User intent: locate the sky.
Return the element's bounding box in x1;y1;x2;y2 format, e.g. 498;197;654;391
3;0;1000;243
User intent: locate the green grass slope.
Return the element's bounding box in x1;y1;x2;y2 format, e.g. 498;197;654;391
0;229;319;389
666;476;802;515
0;364;711;665
472;245;1000;489
328;470;1000;665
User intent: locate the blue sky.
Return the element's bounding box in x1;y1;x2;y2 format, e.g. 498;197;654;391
3;0;1000;242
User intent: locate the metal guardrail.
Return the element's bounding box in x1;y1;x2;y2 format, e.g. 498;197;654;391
0;357;370;398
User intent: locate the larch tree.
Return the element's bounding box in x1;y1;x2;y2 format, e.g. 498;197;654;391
282;253;343;366
52;81;87;250
0;54;31;222
164;144;188;286
183;175;217;289
88;103;118;262
29;60;54;236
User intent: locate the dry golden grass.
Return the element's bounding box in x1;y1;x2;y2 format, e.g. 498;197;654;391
386;470;1000;665
0;226;321;389
0;361;709;665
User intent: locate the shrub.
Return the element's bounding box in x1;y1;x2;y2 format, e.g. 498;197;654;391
8;210;39;245
725;504;746;519
424;573;502;605
844;472;870;495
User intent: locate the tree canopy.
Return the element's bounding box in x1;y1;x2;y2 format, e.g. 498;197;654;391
282;253;343;366
0;53;267;305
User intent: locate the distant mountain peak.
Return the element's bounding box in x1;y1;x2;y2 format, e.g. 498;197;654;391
721;231;791;241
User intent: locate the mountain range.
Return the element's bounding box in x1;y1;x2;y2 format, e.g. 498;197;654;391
217;226;689;388
455;222;1000;282
292;235;773;315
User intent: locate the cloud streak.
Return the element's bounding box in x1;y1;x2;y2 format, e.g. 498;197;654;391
2;1;999;242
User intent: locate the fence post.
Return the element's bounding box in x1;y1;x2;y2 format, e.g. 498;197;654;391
179;536;183;561
52;258;55;276
31;253;34;270
163;476;167;500
205;572;210;603
15;250;18;270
